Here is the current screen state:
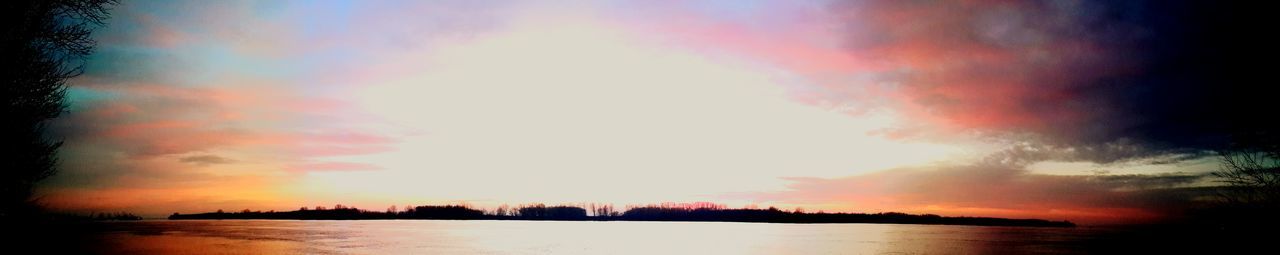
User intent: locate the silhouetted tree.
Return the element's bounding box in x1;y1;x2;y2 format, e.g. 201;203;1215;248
406;205;484;219
1212;143;1280;209
92;211;139;221
1196;132;1280;231
593;203;616;217
495;204;509;217
2;0;116;219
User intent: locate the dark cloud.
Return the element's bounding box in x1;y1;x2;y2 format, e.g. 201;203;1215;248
1078;1;1276;152
981;138;1207;166
1021;0;1276;158
824;0;1275;163
1089;174;1206;191
178;154;234;165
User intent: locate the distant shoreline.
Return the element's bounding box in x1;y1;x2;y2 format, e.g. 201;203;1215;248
168;217;1076;228
169;205;1075;228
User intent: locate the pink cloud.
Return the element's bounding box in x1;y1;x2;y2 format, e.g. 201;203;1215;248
137;13;186;48
64;81;398;163
282;131;397;158
285;162;383;173
619;0;1138;142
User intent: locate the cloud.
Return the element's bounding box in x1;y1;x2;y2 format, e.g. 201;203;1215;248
285;162;383;173
980;138;1207;166
178;154;234;165
285;131;396;157
620;0;1272;164
824;0;1272;158
741;162;1209;224
814;1;1125;143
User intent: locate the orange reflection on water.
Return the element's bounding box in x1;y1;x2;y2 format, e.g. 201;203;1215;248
85;220;1097;254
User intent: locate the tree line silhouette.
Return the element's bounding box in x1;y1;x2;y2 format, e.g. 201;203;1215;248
169;202;1075;228
87;212;141;221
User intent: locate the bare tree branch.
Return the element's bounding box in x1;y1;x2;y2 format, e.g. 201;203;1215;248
1;0;117;219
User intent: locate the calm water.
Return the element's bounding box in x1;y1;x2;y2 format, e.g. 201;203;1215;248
83;220;1110;254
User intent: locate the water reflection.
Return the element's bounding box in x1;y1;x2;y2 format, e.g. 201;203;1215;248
85;220;1099;254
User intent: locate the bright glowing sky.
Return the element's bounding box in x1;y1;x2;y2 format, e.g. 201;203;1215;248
44;0;1224;224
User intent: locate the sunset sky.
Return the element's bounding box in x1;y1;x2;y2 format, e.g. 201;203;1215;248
40;0;1260;224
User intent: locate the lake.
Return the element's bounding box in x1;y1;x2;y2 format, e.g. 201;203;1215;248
70;220;1122;254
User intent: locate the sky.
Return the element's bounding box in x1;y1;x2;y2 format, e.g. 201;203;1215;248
39;0;1267;224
